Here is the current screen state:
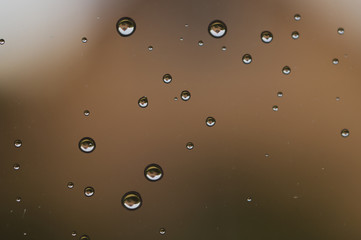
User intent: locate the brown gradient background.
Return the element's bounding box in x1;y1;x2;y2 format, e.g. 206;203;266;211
1;0;361;239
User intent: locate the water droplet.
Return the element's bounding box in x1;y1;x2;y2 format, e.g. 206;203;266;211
332;58;339;65
277;92;283;97
67;182;74;189
282;66;291;75
198;40;204;46
181;90;191;101
208;20;227;38
242;54;252;64
185;24;189;27
180;37;184;41
80;235;90;240
341;129;349;138
144;164;163;181
206;117;216;127
23;233;27;236
174;97;178;101
116;17;136;37
122;191;142;210
160;228;166;235
163;74;172;84
16;197;21;203
71;231;77;237
79;137;96;153
0;39;5;45
222;46;227;51
261;31;273;43
246;197;252;202
272;105;279;111
291;31;299;39
294;14;301;21
81;37;87;43
337;27;344;35
148;46;153;51
14;140;22;148
13;164;20;170
265;154;270;158
84;187;95;197
84;110;90;116
138;96;148;108
186;142;194;150
336;97;340;101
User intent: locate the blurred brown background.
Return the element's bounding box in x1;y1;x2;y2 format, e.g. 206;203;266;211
1;0;361;239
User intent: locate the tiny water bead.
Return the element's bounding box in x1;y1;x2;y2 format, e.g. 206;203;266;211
336;97;340;101
79;137;96;153
144;164;163;181
272;105;279;111
0;39;5;45
198;40;204;46
160;228;166;235
148;46;153;51
80;235;90;240
265;154;270;158
261;31;273;43
71;231;77;237
138;96;148;108
222;46;227;51
84;110;90;116
246;197;252;202
13;164;20;170
16;197;21;203
206;117;216;127
180;37;184;41
294;14;301;21
282;66;291;75
277;92;283;97
181;90;191;101
116;17;136;37
291;31;299;39
337;27;344;35
242;54;252;64
84;187;95;197
14;140;22;148
186;142;194;150
67;182;74;189
163;74;172;84
208;20;227;38
122;191;142;210
81;37;87;43
332;58;339;65
174;97;178;101
341;129;349;138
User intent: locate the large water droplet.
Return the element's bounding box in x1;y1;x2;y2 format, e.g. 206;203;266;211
272;105;279;111
181;90;191;101
163;74;172;84
67;182;74;189
14;140;22;148
0;39;5;45
337;27;344;35
186;142;194;150
122;191;142;210
206;117;216;127
84;187;95;197
116;17;136;37
79;137;96;153
332;58;339;65
341;129;349;138
13;164;20;170
80;235;90;240
160;228;166;235
261;31;273;43
144;164;163;181
138;96;148;108
242;54;252;64
208;20;227;38
291;31;299;39
282;66;291;75
198;40;204;46
81;37;87;43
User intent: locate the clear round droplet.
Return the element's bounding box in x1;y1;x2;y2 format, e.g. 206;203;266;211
79;137;96;153
138;96;148;108
206;117;216;127
81;37;87;43
16;197;21;203
277;92;283;97
84;110;90;116
333;58;339;65
341;129;349;138
180;37;184;41
185;24;189;28
291;31;299;39
14;140;22;148
122;192;142;210
272;105;279;111
208;20;227;38
181;90;191;101
160;228;166;235
222;46;227;51
148;46;153;51
84;187;95;197
186;142;194;150
336;97;340;101
294;14;301;21
242;54;252;64
0;39;5;45
163;74;172;84
13;164;20;170
265;154;270;158
282;66;291;75
80;235;90;240
337;27;344;35
174;97;178;101
67;182;74;189
116;17;136;37
261;31;273;43
71;231;77;237
144;164;163;181
198;40;204;46
246;197;252;202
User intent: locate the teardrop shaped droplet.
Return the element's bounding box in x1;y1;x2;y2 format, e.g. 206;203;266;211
208;20;227;38
242;54;252;64
181;90;191;101
84;187;95;197
14;140;22;148
291;31;299;39
122;191;142;210
341;129;349;138
79;137;96;153
206;117;216;127
163;74;172;84
261;31;273;43
186;142;194;150
116;17;136;37
282;66;291;75
138;96;148;108
144;164;163;181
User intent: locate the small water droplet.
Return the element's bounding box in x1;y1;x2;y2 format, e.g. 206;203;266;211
332;58;339;65
291;31;299;39
116;17;136;37
84;187;95;197
67;182;74;189
337;27;344;35
265;154;270;158
282;66;291;75
180;37;184;41
222;46;227;51
0;39;5;45
122;192;142;210
23;233;27;236
198;40;204;46
13;164;20;170
277;92;283;97
186;142;194;150
242;54;252;64
81;37;87;43
79;137;96;153
148;46;153;51
185;24;189;28
14;140;22;148
71;231;77;237
181;90;191;101
206;117;216;127
80;235;90;240
261;31;273;43
336;97;340;101
272;105;279;111
174;97;178;101
84;110;90;116
208;20;227;38
160;228;166;235
138;96;148;108
145;164;163;181
246;197;252;202
16;197;21;203
294;14;301;21
163;74;172;84
341;129;349;138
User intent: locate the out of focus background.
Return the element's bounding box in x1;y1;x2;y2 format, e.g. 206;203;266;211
1;0;361;239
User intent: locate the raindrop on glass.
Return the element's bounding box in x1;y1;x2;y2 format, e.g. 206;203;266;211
332;58;339;65
272;105;279;111
79;137;96;153
208;20;227;38
282;66;291;75
14;140;22;148
336;97;340;101
265;154;270;158
122;192;142;210
277;92;283;97
13;164;20;170
80;235;90;240
138;96;148;108
186;142;194;150
84;187;95;197
181;90;191;101
160;228;166;235
341;129;349;138
222;46;227;51
198;41;204;46
174;97;178;101
163;74;172;84
337;27;344;35
185;24;189;28
0;39;5;45
242;54;252;64
71;231;77;237
116;17;136;37
180;37;184;41
67;182;74;189
246;197;252;202
16;197;21;203
206;117;216;127
261;31;273;43
148;46;153;51
144;164;163;182
294;14;301;21
81;37;87;43
84;110;90;116
291;31;299;39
